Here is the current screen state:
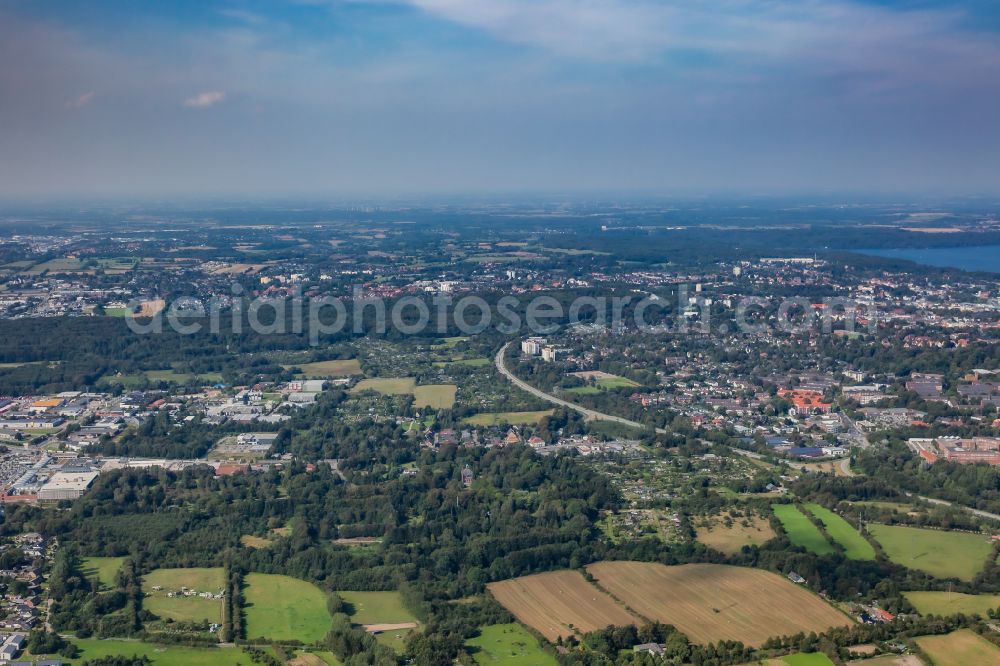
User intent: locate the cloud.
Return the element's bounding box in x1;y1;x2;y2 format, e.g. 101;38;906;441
183;90;226;107
389;0;1000;77
66;91;95;108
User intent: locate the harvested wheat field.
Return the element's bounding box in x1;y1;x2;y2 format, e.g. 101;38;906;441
487;570;639;641
587;562;852;647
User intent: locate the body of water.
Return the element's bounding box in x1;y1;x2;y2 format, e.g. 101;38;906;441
857;245;1000;274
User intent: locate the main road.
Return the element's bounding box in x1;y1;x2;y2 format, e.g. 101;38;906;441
494;342;664;433
497;342;1000;524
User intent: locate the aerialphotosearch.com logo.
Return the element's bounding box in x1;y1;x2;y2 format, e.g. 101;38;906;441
123;284;878;345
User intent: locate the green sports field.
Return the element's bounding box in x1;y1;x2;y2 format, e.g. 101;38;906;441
904;590;1000;617
244;573;334;642
868;524;993;581
804;504;876;560
772;504;835;556
466;623;557;665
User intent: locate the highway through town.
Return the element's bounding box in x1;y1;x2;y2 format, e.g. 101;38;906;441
494;342;665;434
496;341;1000;524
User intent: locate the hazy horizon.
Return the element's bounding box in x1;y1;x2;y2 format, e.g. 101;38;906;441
3;0;1000;198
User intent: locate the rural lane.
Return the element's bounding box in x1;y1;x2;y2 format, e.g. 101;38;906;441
907;493;1000;523
494;342;664;433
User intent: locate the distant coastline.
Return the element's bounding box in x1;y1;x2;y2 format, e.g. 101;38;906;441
857;245;1000;274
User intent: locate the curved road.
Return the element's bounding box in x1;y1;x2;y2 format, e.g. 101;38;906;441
498;342;1000;523
494;342;663;433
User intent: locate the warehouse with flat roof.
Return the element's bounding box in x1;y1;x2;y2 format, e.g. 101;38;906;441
37;470;100;501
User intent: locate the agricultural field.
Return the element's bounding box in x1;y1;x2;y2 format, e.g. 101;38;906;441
82;556;125;590
804;504;876;560
433;357;490;367
26;257;86;274
244;573;333;642
142;567;225;624
337;591;418;626
852;501;918;514
350;377;457;409
289;651;344;666
61;639;256;665
914;629;1000;666
412;384;457;409
285;358;362;377
845;657;924;666
781;654;836;666
96;257;139;271
486;570;639;641
567;371;640;393
463;410;554;426
800;460;852;477
348;338;540;414
868;524;993;581
351;377;417;395
337;590;419;653
695;512;776;554
586;562;852;647
465;623;557;666
903;591;1000;617
772;504;835;556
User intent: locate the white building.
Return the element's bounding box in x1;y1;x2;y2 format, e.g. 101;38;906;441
521;337;545;356
37;471;100;501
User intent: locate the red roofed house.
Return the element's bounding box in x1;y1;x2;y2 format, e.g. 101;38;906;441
215;464;251;477
873;608;895;623
778;389;832;416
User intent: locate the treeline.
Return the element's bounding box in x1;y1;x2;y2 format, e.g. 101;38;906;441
47;546;142;637
223;561;245;642
855;441;1000;516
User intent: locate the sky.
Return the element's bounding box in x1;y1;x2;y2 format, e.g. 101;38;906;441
1;0;1000;198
